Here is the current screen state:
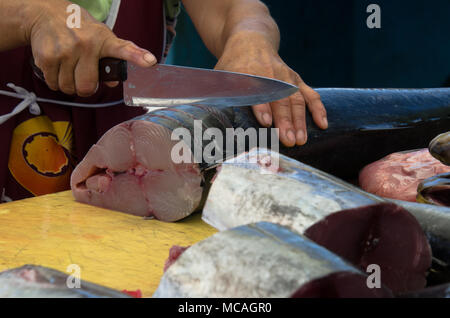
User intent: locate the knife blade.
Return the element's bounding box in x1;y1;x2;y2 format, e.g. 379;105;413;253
34;58;299;107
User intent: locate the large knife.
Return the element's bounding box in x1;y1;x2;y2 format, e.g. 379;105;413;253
33;58;298;107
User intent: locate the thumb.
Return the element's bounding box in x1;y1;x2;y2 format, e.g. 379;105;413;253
101;36;157;67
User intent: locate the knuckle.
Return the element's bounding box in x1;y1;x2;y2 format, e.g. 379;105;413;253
308;90;321;101
60;85;75;95
72;33;83;47
58;48;73;61
119;40;136;51
36;54;55;69
56;41;78;61
310;104;327;118
291;93;306;105
78;35;96;51
45;79;58;90
76;83;96;96
46;80;57;87
294;116;305;125
276;98;291;108
62;34;82;52
295;74;304;85
253;106;270;115
277;114;292;124
294;120;305;130
274;61;287;72
121;40;134;47
93;22;111;35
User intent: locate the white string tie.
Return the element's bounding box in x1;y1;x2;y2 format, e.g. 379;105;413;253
0;83;124;125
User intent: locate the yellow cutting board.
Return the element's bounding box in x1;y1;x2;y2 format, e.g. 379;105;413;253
0;191;217;297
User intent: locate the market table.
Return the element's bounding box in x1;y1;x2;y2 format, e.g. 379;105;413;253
0;191;217;297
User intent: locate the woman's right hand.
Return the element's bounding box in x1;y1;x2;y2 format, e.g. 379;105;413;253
25;0;156;96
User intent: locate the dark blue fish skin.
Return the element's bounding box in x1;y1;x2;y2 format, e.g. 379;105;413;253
135;88;450;179
280;88;450;179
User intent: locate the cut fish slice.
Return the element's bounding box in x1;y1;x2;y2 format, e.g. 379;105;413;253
153;222;393;298
71;121;203;221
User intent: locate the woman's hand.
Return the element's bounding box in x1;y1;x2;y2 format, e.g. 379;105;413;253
25;0;156;96
215;31;328;147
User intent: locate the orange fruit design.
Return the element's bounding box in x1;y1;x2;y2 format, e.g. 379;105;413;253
23;133;70;177
8;116;73;196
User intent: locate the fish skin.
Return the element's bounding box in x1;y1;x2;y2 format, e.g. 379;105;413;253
202;149;377;233
0;265;131;298
153;222;392;298
429;132;450;166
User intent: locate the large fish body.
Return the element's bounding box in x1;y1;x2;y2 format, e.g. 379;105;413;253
281;88;450;179
71;88;450;221
153;222;392;298
0;265;130;298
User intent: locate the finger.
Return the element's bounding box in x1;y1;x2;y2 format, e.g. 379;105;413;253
35;56;60;91
101;37;156;68
289;91;308;146
299;82;328;130
271;97;296;147
58;57;78;95
74;54;99;97
252;103;273;127
104;81;120;88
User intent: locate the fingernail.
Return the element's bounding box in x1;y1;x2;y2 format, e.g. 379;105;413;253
296;130;306;144
323;117;328;128
286;130;296;144
143;53;156;65
262;113;272;126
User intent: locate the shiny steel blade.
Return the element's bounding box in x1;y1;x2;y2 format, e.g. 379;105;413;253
123;64;298;107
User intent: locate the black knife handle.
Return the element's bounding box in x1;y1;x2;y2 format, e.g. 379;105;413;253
99;58;128;82
31;58;127;82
